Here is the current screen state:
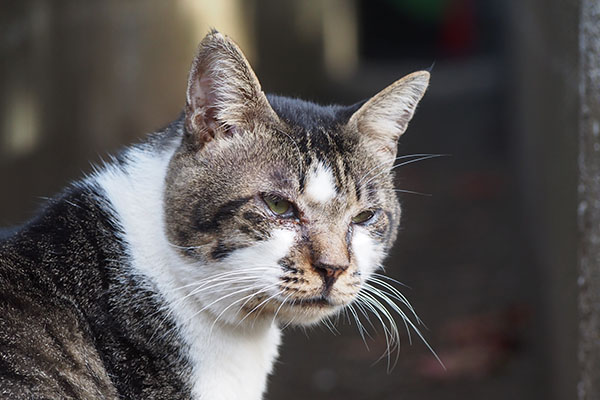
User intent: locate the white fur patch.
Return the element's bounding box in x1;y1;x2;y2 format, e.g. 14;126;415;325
192;228;296;326
304;162;337;203
186;228;294;399
93;139;283;400
224;229;295;267
352;228;382;277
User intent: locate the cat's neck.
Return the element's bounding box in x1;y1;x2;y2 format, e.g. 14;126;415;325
93;129;281;400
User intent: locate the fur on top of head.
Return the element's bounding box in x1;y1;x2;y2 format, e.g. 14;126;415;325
164;30;429;326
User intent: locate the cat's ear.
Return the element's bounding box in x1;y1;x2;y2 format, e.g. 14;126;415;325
349;71;429;160
184;30;277;148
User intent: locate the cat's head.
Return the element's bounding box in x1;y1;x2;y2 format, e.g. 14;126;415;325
164;31;429;326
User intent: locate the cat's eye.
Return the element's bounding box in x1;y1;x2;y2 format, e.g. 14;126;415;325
352;210;375;224
263;195;293;217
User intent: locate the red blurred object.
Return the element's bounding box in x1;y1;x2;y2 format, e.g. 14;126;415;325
454;171;507;201
440;0;476;57
417;305;531;380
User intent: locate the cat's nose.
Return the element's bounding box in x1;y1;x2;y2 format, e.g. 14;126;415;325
309;230;350;289
313;262;348;290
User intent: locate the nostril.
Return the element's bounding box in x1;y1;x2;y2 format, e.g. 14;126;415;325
313;263;348;289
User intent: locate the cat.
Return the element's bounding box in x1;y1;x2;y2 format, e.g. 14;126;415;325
0;30;430;400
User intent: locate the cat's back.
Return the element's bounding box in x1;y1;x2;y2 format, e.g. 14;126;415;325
0;181;193;399
0;190;120;400
0;270;119;399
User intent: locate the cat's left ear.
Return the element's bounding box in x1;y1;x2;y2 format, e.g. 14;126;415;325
184;30;278;149
348;71;429;161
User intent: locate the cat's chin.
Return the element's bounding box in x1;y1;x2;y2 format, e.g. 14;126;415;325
270;301;347;327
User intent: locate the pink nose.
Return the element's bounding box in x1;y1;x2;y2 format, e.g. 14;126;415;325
313;262;348;290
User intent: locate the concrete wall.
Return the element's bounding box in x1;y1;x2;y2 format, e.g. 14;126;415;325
577;1;600;398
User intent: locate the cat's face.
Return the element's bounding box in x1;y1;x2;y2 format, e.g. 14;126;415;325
164;32;428;326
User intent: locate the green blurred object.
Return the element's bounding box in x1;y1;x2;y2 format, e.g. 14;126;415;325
386;0;448;22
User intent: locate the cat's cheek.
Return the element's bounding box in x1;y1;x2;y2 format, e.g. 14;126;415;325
266;228;297;260
351;228;382;277
218;228;296;268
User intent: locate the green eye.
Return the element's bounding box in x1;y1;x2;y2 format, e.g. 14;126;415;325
352;210;375;224
264;195;292;216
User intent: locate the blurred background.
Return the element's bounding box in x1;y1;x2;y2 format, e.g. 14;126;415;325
0;1;586;399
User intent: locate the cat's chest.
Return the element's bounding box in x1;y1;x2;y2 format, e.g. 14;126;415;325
182;317;282;400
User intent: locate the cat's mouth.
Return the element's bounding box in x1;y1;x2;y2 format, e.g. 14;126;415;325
293;296;332;307
267;291;356;325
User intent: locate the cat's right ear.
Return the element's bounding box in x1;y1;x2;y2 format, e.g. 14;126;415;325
184;30;278;149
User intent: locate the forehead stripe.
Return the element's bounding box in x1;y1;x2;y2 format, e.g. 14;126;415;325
304;162;337;203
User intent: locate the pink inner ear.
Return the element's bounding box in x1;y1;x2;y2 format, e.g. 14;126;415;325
187;72;222;137
190;73;216;111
